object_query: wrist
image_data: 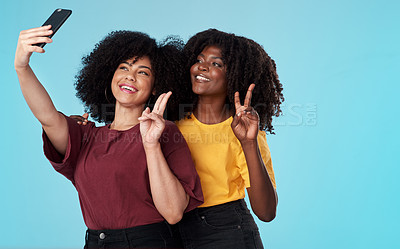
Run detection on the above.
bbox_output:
[15,64,30,73]
[240,139,258,149]
[143,142,161,151]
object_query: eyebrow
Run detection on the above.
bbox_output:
[199,53,224,61]
[122,61,152,71]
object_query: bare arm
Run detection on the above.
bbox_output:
[144,143,189,224]
[15,25,68,155]
[231,84,277,222]
[242,140,277,222]
[139,92,189,224]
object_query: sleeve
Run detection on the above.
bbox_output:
[42,113,94,184]
[159,121,204,212]
[239,130,277,189]
[257,131,276,189]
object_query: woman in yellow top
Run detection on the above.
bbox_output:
[175,29,284,249]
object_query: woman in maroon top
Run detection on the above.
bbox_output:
[15,26,203,248]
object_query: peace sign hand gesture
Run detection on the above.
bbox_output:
[138,92,172,149]
[231,84,259,143]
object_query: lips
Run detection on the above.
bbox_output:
[194,74,210,82]
[119,83,138,94]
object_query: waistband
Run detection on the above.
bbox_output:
[197,199,246,211]
[86,221,173,242]
[182,199,247,219]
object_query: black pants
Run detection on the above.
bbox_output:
[84,221,183,249]
[178,199,264,249]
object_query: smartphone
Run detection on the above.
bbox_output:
[34,8,72,48]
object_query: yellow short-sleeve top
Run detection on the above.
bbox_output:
[176,114,276,207]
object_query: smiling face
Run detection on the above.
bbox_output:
[190,45,227,98]
[111,56,154,108]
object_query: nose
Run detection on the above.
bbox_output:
[125,72,136,82]
[198,62,209,72]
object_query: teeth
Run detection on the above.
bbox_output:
[121,85,135,92]
[196,75,210,81]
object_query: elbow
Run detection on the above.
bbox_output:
[256,210,276,222]
[158,195,189,224]
[165,194,189,224]
[257,192,278,222]
[164,211,183,225]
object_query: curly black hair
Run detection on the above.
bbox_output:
[74,30,186,123]
[181,29,284,134]
[153,36,188,122]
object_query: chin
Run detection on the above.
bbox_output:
[192,85,203,95]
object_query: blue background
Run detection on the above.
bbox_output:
[1,0,399,248]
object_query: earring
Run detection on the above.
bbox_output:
[105,86,112,104]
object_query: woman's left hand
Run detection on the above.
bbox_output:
[231,84,259,143]
[69,113,89,125]
[138,92,172,149]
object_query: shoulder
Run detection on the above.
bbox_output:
[257,130,269,148]
[161,120,185,140]
[165,119,178,128]
[257,130,267,141]
[257,129,271,156]
[163,120,181,134]
[175,114,195,127]
[160,120,188,149]
[60,114,99,143]
[62,113,96,129]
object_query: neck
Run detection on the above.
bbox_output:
[194,95,233,124]
[110,103,144,130]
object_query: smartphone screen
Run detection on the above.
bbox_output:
[34,8,72,48]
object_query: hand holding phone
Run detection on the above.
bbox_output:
[34,8,72,48]
[15,9,72,69]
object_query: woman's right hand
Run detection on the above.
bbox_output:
[15,25,53,70]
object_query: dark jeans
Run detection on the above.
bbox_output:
[84,221,183,249]
[178,199,264,249]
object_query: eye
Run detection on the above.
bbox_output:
[139,71,149,76]
[119,66,128,71]
[195,58,202,64]
[212,62,222,67]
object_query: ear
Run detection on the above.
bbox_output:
[152,88,156,96]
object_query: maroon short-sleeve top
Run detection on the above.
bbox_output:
[42,114,203,230]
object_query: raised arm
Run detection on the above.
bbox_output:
[15,25,68,155]
[231,84,278,222]
[138,92,189,224]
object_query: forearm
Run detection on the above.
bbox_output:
[144,143,189,224]
[242,140,277,222]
